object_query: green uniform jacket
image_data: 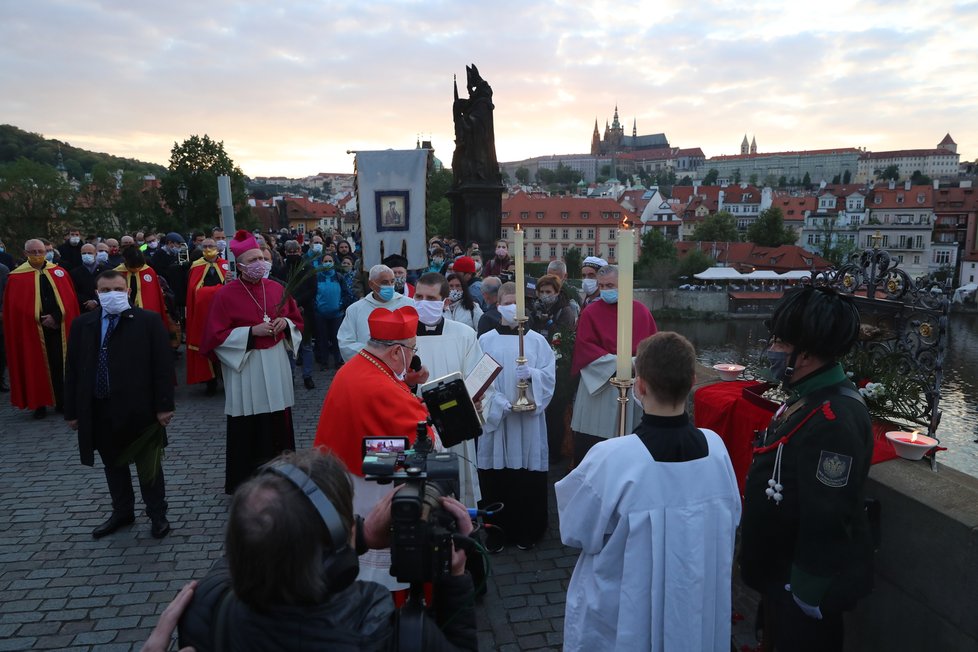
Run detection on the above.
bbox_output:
[739,363,875,612]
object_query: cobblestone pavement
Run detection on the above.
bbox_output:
[0,355,760,651]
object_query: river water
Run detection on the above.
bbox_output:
[656,314,978,478]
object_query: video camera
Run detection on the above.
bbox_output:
[362,420,461,584]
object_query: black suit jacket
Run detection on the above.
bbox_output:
[69,263,108,310]
[64,307,175,466]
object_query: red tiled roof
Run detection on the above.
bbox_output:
[676,147,705,157]
[710,147,860,162]
[771,196,817,221]
[501,195,636,225]
[939,133,956,146]
[859,149,957,160]
[674,241,830,272]
[868,185,933,209]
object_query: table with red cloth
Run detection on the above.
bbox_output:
[694,380,899,495]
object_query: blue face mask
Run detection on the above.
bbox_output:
[600,289,618,304]
[763,348,793,383]
[323,262,334,271]
[377,285,395,302]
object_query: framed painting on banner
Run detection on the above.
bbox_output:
[376,191,409,232]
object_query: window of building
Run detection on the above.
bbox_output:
[609,228,617,240]
[915,235,923,249]
[533,245,541,259]
[874,196,882,204]
[917,193,926,204]
[575,228,583,239]
[601,212,610,219]
[934,250,951,264]
[807,234,814,244]
[533,228,541,239]
[562,228,569,239]
[587,228,595,239]
[913,255,920,265]
[536,212,544,220]
[502,211,510,219]
[520,211,529,220]
[560,212,569,220]
[586,246,595,257]
[550,246,557,258]
[608,245,616,259]
[581,211,590,220]
[501,228,508,239]
[549,228,557,239]
[896,194,904,204]
[613,212,621,220]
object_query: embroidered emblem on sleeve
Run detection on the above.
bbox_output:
[143,273,153,283]
[816,450,853,488]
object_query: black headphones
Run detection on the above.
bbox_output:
[260,461,359,595]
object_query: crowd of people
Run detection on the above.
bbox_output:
[0,225,876,651]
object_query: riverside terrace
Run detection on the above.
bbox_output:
[0,358,763,651]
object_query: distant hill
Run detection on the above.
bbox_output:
[0,124,167,179]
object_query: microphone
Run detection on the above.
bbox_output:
[410,354,422,372]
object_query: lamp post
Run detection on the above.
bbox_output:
[177,182,189,238]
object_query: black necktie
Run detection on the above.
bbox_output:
[95,314,119,399]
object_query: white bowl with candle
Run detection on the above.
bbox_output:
[712,363,745,382]
[885,431,938,460]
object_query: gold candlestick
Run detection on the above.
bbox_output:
[511,317,537,413]
[610,377,634,437]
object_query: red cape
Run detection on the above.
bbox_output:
[114,264,171,331]
[313,351,432,476]
[200,278,304,358]
[3,262,80,409]
[570,299,658,376]
[185,258,228,384]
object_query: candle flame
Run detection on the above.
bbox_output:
[515,223,522,232]
[622,216,631,229]
[910,430,920,443]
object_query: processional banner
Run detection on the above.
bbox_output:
[355,149,428,270]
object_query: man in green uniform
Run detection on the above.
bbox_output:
[740,286,874,652]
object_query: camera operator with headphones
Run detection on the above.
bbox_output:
[168,448,478,652]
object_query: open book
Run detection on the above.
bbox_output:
[464,353,503,402]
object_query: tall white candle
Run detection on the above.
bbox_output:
[616,221,635,380]
[515,224,526,319]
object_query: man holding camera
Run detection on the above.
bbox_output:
[176,449,478,651]
[315,306,434,590]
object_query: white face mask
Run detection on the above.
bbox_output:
[69,236,81,245]
[448,289,464,303]
[99,290,131,315]
[393,345,408,382]
[581,278,598,295]
[498,303,518,325]
[414,299,445,326]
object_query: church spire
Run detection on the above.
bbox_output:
[632,118,637,138]
[741,134,749,156]
[750,136,757,155]
[611,105,621,130]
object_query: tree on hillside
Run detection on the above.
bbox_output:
[426,168,453,238]
[842,169,852,184]
[514,167,529,185]
[676,175,693,187]
[910,170,932,186]
[564,246,583,279]
[114,171,167,235]
[880,165,900,181]
[69,164,119,236]
[637,229,677,288]
[0,157,74,247]
[746,207,797,247]
[778,175,787,188]
[677,248,715,279]
[812,217,859,267]
[702,168,719,186]
[162,135,249,235]
[802,172,812,187]
[691,210,740,242]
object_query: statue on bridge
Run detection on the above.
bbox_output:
[451,64,501,187]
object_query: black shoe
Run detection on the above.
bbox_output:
[33,407,47,420]
[92,513,135,539]
[150,516,171,539]
[303,376,315,390]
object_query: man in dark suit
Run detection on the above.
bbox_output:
[64,270,176,539]
[69,242,109,313]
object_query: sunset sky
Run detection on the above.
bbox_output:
[3,0,977,177]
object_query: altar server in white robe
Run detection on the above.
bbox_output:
[556,332,741,652]
[337,264,415,361]
[412,272,483,507]
[477,281,556,550]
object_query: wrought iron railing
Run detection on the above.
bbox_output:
[810,242,949,467]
